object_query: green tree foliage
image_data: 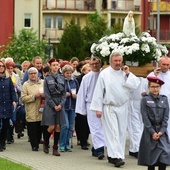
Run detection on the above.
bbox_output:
[0,29,48,64]
[58,20,84,61]
[82,12,108,58]
[58,13,108,61]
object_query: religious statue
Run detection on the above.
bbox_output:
[123,11,135,36]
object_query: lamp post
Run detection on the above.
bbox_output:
[157,0,160,43]
[45,38,53,59]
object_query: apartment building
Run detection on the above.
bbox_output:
[0,0,14,48]
[41,0,143,44]
[149,0,170,43]
[14,0,40,39]
[1,0,169,49]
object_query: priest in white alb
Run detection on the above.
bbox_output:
[90,51,140,167]
[75,56,105,160]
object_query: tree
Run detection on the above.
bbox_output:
[82,12,108,59]
[58,20,84,61]
[0,29,48,64]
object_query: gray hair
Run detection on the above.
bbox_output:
[109,51,123,63]
[90,55,101,63]
[62,65,74,74]
[28,67,38,74]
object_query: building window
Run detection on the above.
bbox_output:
[111,18,116,27]
[24,14,32,28]
[45,16,62,29]
[45,16,51,28]
[58,16,62,29]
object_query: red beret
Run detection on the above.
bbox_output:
[48,58,59,65]
[5,61,15,68]
[60,60,71,69]
[147,76,164,86]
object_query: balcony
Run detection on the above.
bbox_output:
[42,28,63,42]
[107,0,141,11]
[42,0,96,11]
[150,30,170,43]
[150,1,170,12]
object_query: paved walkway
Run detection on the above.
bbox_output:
[0,131,169,170]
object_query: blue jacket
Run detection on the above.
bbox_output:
[0,76,17,119]
[65,77,79,110]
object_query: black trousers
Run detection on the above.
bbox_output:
[0,118,10,145]
[75,113,90,147]
[27,121,41,149]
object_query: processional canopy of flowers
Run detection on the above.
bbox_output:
[90,32,168,66]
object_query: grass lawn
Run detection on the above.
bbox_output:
[0,157,32,170]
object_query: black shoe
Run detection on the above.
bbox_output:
[108,158,124,166]
[129,151,138,158]
[115,159,125,167]
[18,133,24,139]
[92,152,98,157]
[98,152,105,160]
[32,147,38,151]
[7,140,12,144]
[81,145,88,150]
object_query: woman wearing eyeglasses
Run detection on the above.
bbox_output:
[21,67,44,151]
[0,60,17,151]
[138,76,170,170]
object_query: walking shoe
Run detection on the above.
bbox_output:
[129,151,138,158]
[17,132,24,139]
[115,159,125,167]
[43,144,49,154]
[60,147,65,152]
[53,149,60,156]
[98,152,105,160]
[1,141,6,150]
[7,140,12,144]
[81,145,88,150]
[32,147,38,151]
[65,146,72,152]
[108,157,125,167]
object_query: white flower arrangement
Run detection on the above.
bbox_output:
[90,32,168,66]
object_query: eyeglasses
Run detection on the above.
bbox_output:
[149,86,160,89]
[90,62,100,66]
[0,65,5,68]
[29,72,37,75]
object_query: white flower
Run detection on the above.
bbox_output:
[141,44,150,53]
[91,31,168,65]
[90,43,97,53]
[109,43,119,49]
[100,46,110,57]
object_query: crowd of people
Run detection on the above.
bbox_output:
[0,53,170,169]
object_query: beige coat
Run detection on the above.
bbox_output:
[21,79,44,122]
